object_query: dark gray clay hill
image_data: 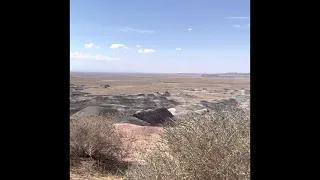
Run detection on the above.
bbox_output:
[70,84,250,126]
[133,108,174,126]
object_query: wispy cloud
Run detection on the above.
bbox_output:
[176,48,182,51]
[70,52,119,62]
[233,24,241,28]
[119,27,154,34]
[188,28,192,31]
[110,44,129,49]
[225,16,250,19]
[136,45,142,48]
[233,24,250,28]
[138,49,156,54]
[84,43,100,49]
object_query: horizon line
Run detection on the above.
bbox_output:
[70,71,250,74]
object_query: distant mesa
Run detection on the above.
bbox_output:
[202,73,250,77]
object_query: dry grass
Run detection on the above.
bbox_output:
[70,116,127,174]
[70,72,250,96]
[70,166,124,180]
[125,108,250,180]
[70,167,124,180]
[113,123,165,163]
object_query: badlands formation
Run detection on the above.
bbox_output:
[70,83,250,126]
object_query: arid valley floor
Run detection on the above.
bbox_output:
[71,72,250,114]
[70,72,250,180]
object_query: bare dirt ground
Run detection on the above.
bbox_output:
[70,72,250,101]
[113,123,165,163]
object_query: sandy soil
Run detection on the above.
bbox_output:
[113,123,165,163]
[70,72,250,100]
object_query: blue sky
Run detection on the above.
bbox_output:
[70,0,250,73]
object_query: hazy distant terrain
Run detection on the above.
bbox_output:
[70,72,250,116]
[202,72,250,77]
[70,72,249,95]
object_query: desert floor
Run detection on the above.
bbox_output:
[70,72,250,180]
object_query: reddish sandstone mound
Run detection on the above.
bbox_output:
[113,123,165,163]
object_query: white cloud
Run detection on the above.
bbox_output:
[176,48,182,51]
[136,45,142,48]
[188,28,192,31]
[70,52,119,62]
[119,27,154,34]
[225,16,250,19]
[84,43,100,49]
[138,49,156,54]
[110,44,129,49]
[233,24,250,28]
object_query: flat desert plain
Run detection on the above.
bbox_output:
[70,72,249,100]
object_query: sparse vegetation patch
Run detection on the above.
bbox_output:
[126,108,250,180]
